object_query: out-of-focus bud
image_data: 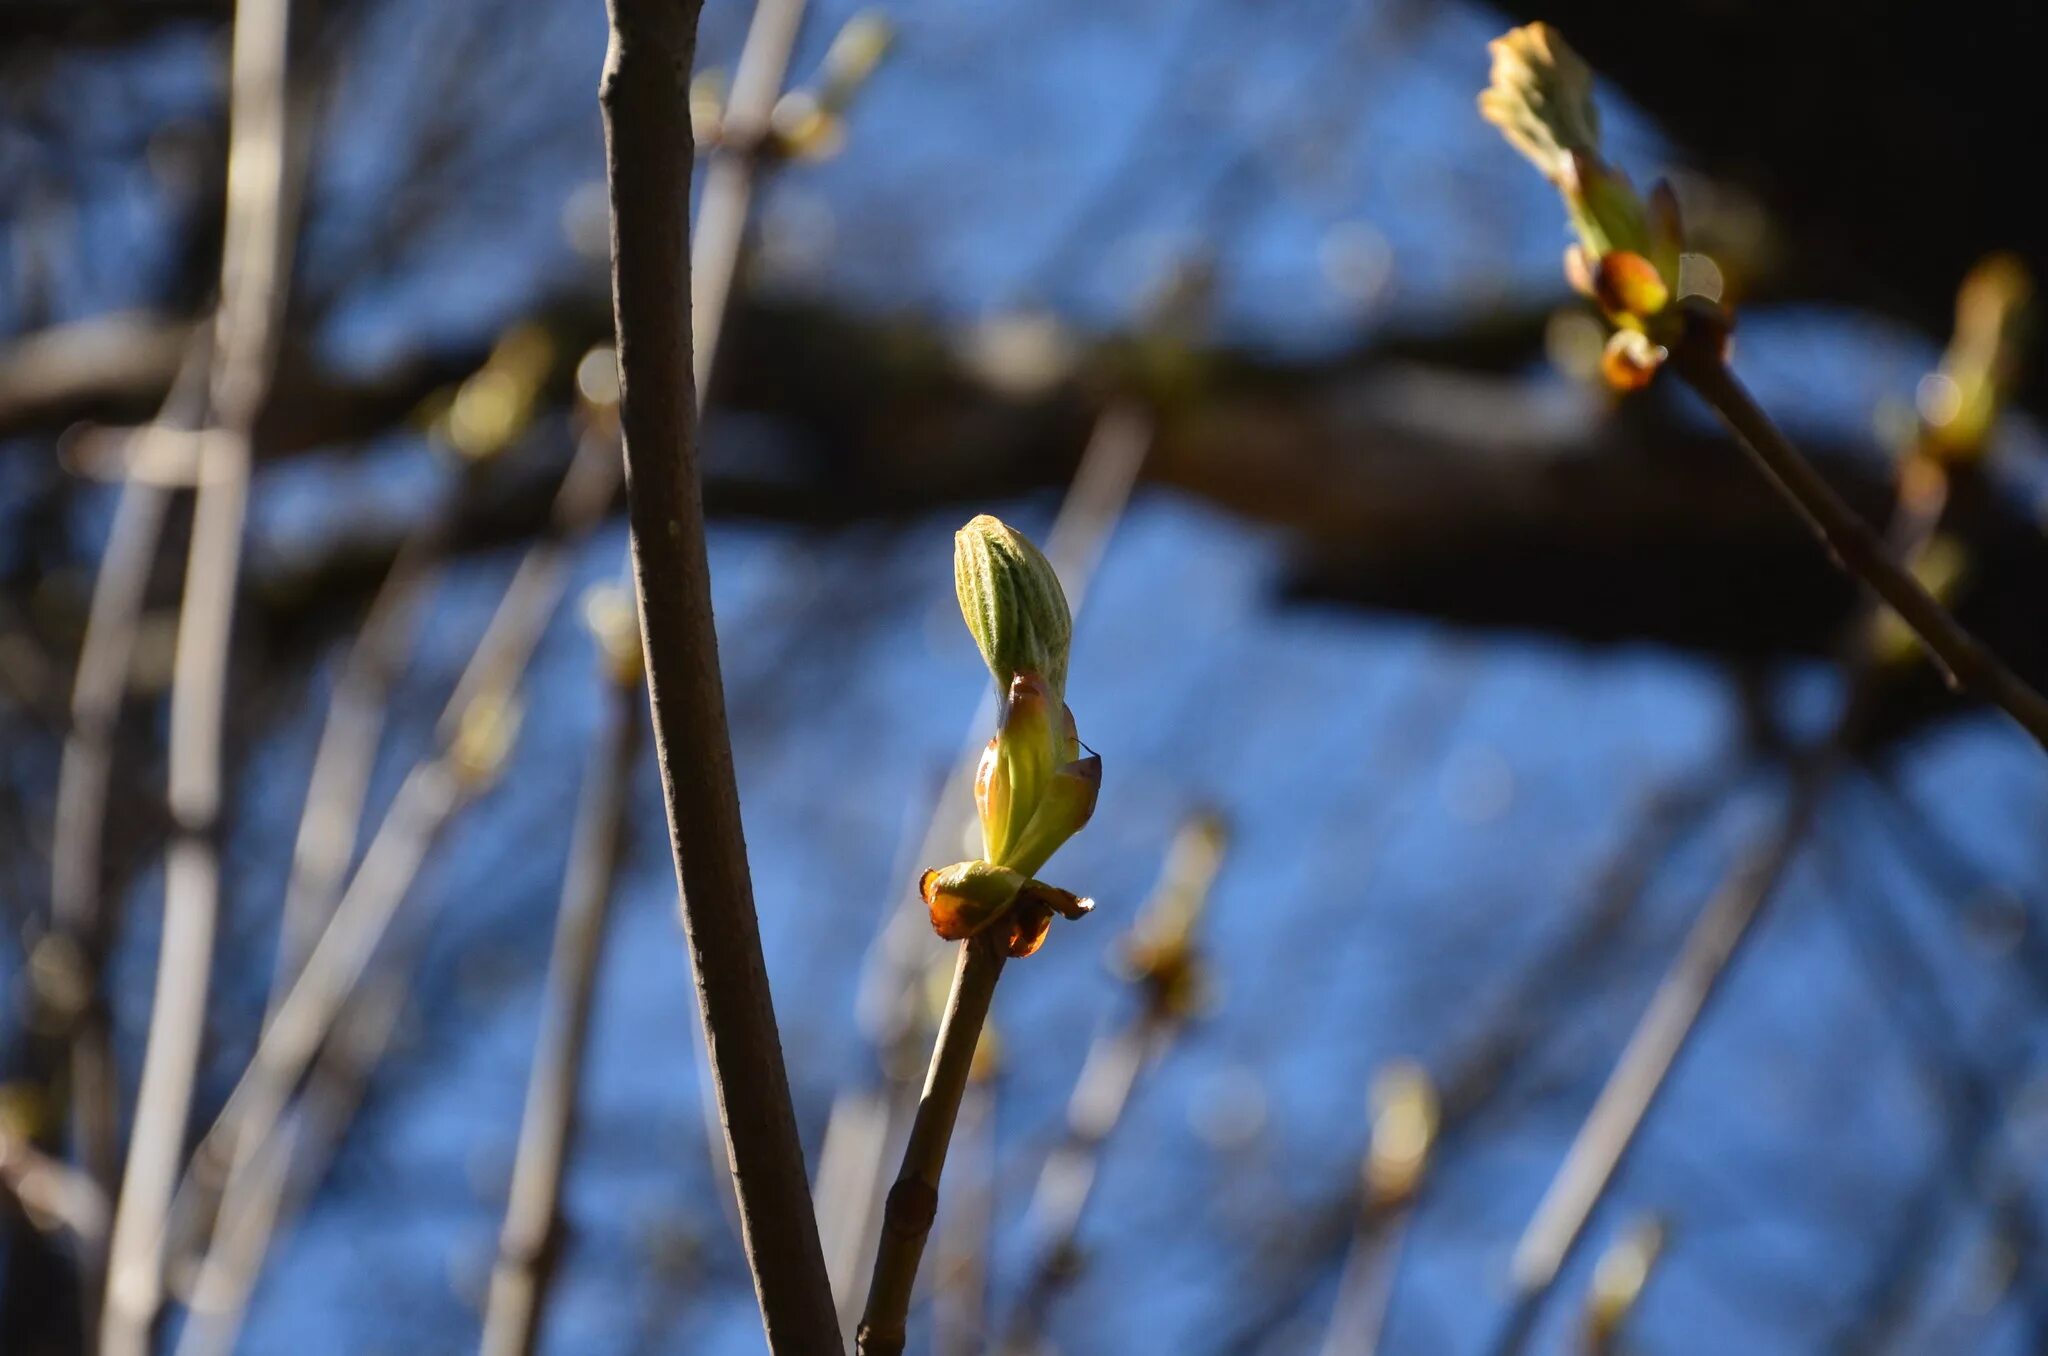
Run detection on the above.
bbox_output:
[764,13,893,163]
[1478,23,1600,187]
[441,324,555,463]
[1481,26,1649,271]
[955,514,1073,700]
[450,690,522,788]
[1119,811,1227,1022]
[690,70,727,145]
[820,12,894,108]
[1592,251,1669,324]
[581,583,643,688]
[769,91,843,162]
[1364,1061,1439,1209]
[1918,254,2032,464]
[1601,329,1665,391]
[575,344,621,414]
[1584,1216,1667,1354]
[1483,23,1728,392]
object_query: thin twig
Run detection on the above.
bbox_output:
[101,0,301,1347]
[167,411,619,1330]
[600,0,842,1346]
[691,0,808,398]
[857,935,1007,1356]
[1214,768,1741,1356]
[1316,1064,1439,1356]
[192,761,465,1181]
[2,1122,109,1251]
[173,946,428,1356]
[268,519,442,1007]
[819,403,1151,1332]
[49,266,216,1311]
[1671,340,2048,751]
[175,414,609,1192]
[1318,1208,1410,1356]
[479,662,642,1356]
[998,1021,1159,1355]
[1495,419,1961,1346]
[1500,775,1824,1313]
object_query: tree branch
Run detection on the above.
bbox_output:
[598,0,842,1348]
[857,935,1006,1356]
[1671,338,2048,751]
[101,0,302,1347]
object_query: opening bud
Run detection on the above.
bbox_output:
[954,515,1072,700]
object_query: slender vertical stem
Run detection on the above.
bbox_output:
[1671,343,2048,750]
[101,0,299,1348]
[51,284,215,1328]
[479,672,642,1356]
[1318,1209,1412,1356]
[599,0,842,1348]
[51,477,170,1236]
[193,763,463,1207]
[857,936,1006,1356]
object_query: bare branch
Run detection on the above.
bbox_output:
[101,0,304,1347]
[857,936,1006,1356]
[1672,340,2048,751]
[599,0,842,1345]
[480,661,642,1356]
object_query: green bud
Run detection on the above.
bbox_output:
[954,515,1072,700]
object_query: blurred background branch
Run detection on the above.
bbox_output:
[8,1,2048,1353]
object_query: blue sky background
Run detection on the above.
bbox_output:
[8,0,2048,1352]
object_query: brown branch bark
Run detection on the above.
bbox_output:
[598,0,842,1349]
[1671,338,2048,751]
[857,936,1006,1356]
